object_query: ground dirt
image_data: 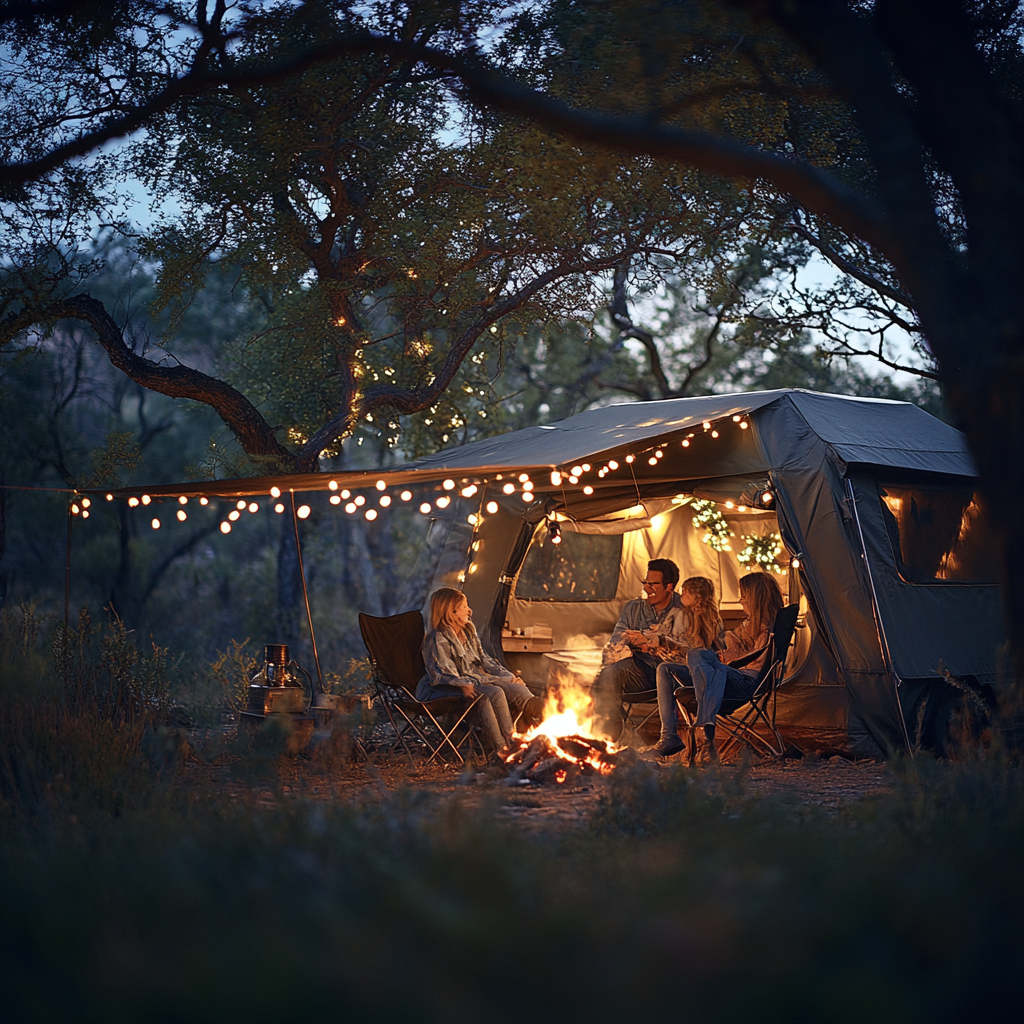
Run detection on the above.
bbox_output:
[179,726,893,833]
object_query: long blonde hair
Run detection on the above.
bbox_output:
[740,572,784,636]
[680,576,722,649]
[430,587,468,632]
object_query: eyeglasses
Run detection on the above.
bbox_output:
[640,580,667,589]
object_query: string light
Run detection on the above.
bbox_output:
[518,473,530,483]
[81,497,91,508]
[220,522,231,534]
[330,495,341,505]
[248,502,258,513]
[711,430,719,438]
[375,480,386,491]
[274,503,285,513]
[568,475,578,484]
[177,510,187,522]
[520,492,533,502]
[354,495,365,506]
[625,456,634,464]
[461,485,477,497]
[583,485,594,495]
[106,493,113,501]
[502,483,515,494]
[228,510,240,521]
[71,504,80,515]
[551,471,561,485]
[436,495,451,508]
[571,465,583,476]
[128,497,139,507]
[682,439,690,447]
[178,495,187,505]
[608,461,618,470]
[582,463,591,472]
[486,501,498,514]
[329,480,338,491]
[740,421,749,429]
[365,509,378,520]
[443,479,455,490]
[151,518,160,530]
[380,495,391,507]
[522,480,533,492]
[236,500,246,510]
[142,495,151,505]
[271,487,281,498]
[467,513,478,525]
[400,490,412,501]
[200,497,209,506]
[297,505,311,519]
[345,503,356,513]
[341,490,351,499]
[419,502,431,514]
[82,510,89,518]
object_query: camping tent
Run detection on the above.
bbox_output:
[412,389,1004,758]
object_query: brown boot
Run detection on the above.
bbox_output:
[524,696,547,726]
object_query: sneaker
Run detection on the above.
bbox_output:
[694,740,718,766]
[646,737,685,758]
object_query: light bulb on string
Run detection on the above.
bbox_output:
[200,497,209,506]
[248,502,258,513]
[400,490,412,501]
[178,496,187,505]
[82,510,89,519]
[375,480,386,491]
[625,455,634,464]
[419,502,431,514]
[608,460,618,470]
[365,508,378,520]
[229,510,240,521]
[739,421,749,430]
[236,500,246,510]
[711,430,719,438]
[329,480,338,491]
[220,522,231,534]
[142,495,151,505]
[345,502,356,513]
[380,495,391,507]
[486,501,498,514]
[330,495,341,505]
[520,492,533,503]
[297,505,311,519]
[682,439,690,448]
[82,497,91,508]
[105,494,113,501]
[518,473,530,483]
[341,489,350,499]
[502,483,515,494]
[443,479,455,490]
[274,503,285,513]
[271,486,281,498]
[177,510,187,522]
[354,495,365,506]
[436,495,451,508]
[550,471,561,485]
[151,518,160,530]
[568,475,578,484]
[583,485,594,495]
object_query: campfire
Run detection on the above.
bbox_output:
[504,674,633,785]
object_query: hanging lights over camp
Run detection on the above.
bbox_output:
[67,410,755,544]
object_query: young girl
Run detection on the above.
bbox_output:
[648,576,724,757]
[683,572,785,763]
[419,588,542,754]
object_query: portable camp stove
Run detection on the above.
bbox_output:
[238,644,315,750]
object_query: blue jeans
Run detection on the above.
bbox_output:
[654,662,692,743]
[415,679,513,750]
[685,649,758,727]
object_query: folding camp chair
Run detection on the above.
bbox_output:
[621,687,660,742]
[358,610,484,766]
[676,603,800,760]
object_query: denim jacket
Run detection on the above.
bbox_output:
[421,621,514,691]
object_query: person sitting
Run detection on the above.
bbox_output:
[682,572,785,764]
[591,558,691,739]
[647,576,724,757]
[418,588,545,754]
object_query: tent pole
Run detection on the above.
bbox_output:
[844,478,913,752]
[290,491,324,694]
[64,501,72,633]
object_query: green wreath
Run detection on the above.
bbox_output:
[690,499,733,552]
[738,531,785,573]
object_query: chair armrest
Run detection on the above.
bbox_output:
[728,641,770,670]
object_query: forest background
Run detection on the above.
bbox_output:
[0,0,1000,717]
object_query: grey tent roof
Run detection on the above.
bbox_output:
[85,389,974,501]
[408,389,975,478]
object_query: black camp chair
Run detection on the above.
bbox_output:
[620,688,661,741]
[676,603,800,760]
[359,610,484,766]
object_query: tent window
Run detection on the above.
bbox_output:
[515,530,623,602]
[879,484,1000,584]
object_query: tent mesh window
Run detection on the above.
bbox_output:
[514,531,623,602]
[879,483,1000,583]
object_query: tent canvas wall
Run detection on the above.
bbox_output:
[418,390,1004,758]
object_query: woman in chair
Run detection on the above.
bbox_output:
[419,588,544,755]
[680,572,785,763]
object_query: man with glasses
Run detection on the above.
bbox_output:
[591,558,688,740]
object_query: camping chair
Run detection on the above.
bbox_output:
[676,604,800,761]
[358,611,484,766]
[620,687,660,742]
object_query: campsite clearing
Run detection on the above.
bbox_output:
[180,730,894,830]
